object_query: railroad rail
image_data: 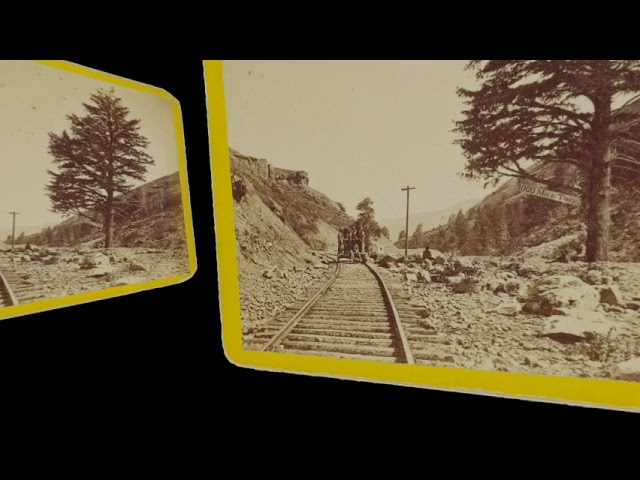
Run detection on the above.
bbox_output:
[246,260,415,364]
[0,262,48,308]
[0,266,19,307]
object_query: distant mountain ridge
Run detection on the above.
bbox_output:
[381,198,480,242]
[0,222,59,243]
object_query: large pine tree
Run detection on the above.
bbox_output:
[46,88,154,248]
[455,60,640,262]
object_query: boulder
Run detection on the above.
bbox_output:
[430,249,447,265]
[80,253,110,270]
[525,275,599,316]
[495,278,528,297]
[451,277,479,294]
[405,273,418,283]
[113,276,146,286]
[454,257,474,270]
[598,285,623,306]
[445,275,465,285]
[416,271,431,283]
[129,261,147,272]
[42,256,59,265]
[625,301,640,311]
[540,310,615,343]
[87,265,114,278]
[611,357,640,382]
[493,302,522,316]
[585,270,603,285]
[262,270,274,279]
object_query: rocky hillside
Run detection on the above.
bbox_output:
[230,147,355,329]
[17,172,187,251]
[419,162,640,262]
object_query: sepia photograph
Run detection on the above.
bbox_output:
[0,61,191,314]
[223,60,640,384]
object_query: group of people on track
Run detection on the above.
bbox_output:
[338,224,365,258]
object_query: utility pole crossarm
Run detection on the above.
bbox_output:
[401,186,415,258]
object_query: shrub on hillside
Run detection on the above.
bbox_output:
[232,175,247,202]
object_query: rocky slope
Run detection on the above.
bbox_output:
[16,172,188,251]
[421,162,640,262]
[230,148,354,331]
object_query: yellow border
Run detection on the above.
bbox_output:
[205,60,640,412]
[0,60,197,322]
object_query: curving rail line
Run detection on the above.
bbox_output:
[249,260,415,364]
[0,266,19,307]
[0,262,48,309]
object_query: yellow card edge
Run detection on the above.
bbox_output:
[0,60,197,322]
[204,60,640,413]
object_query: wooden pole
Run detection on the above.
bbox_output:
[401,187,415,258]
[9,211,20,251]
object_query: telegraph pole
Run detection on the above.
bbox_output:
[401,186,415,258]
[9,212,20,251]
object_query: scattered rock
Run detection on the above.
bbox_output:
[262,270,273,279]
[405,273,418,283]
[80,253,111,270]
[129,261,147,272]
[113,276,146,286]
[417,271,431,283]
[625,301,640,311]
[524,354,542,368]
[454,257,474,270]
[585,270,603,285]
[451,277,479,294]
[87,265,114,278]
[314,263,328,269]
[493,302,522,316]
[495,278,528,297]
[611,357,640,382]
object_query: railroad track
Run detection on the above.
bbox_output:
[0,262,48,308]
[244,261,415,364]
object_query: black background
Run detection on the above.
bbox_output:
[0,59,635,433]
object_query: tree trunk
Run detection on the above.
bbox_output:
[585,96,612,263]
[104,193,114,248]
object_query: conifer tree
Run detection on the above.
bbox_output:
[46,88,154,248]
[456,60,640,261]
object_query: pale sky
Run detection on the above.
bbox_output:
[222,60,493,221]
[0,60,179,230]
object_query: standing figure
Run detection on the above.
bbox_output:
[337,230,344,255]
[357,225,365,253]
